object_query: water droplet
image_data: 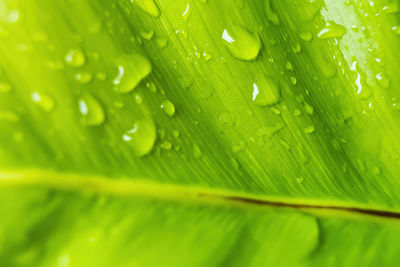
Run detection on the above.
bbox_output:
[156,37,168,48]
[113,54,151,94]
[376,72,390,89]
[270,107,281,115]
[299,32,313,41]
[140,29,154,40]
[294,109,302,116]
[193,144,202,158]
[296,176,304,184]
[291,76,297,85]
[78,93,105,126]
[65,49,85,67]
[295,0,323,21]
[161,140,172,150]
[317,22,347,39]
[257,123,284,138]
[391,25,400,35]
[285,61,293,71]
[131,0,160,17]
[232,141,246,153]
[161,99,176,116]
[134,93,143,104]
[123,119,156,157]
[182,3,192,22]
[304,102,314,115]
[74,72,93,84]
[218,112,236,126]
[264,0,280,25]
[292,43,301,53]
[0,82,12,93]
[222,25,261,61]
[304,125,315,134]
[252,76,280,106]
[202,51,212,61]
[31,91,55,112]
[382,1,399,14]
[173,130,180,138]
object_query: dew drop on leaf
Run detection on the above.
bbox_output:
[78,93,105,126]
[173,130,180,138]
[317,22,347,39]
[131,0,160,17]
[193,144,202,158]
[31,91,55,112]
[134,93,143,104]
[252,76,280,107]
[222,25,261,61]
[140,29,154,40]
[113,54,151,94]
[161,99,176,116]
[161,140,172,150]
[376,72,390,89]
[270,107,281,115]
[294,109,302,116]
[304,102,314,115]
[64,49,86,67]
[382,1,399,14]
[264,0,279,25]
[123,119,157,157]
[299,32,313,41]
[74,72,93,84]
[285,61,294,71]
[156,37,168,48]
[304,125,315,134]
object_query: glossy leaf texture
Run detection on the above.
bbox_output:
[0,0,399,265]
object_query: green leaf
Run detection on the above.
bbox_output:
[0,0,400,265]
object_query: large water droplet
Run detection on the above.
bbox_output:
[123,119,156,157]
[131,0,160,17]
[161,99,176,116]
[65,49,86,67]
[31,91,55,112]
[317,22,347,39]
[252,76,280,106]
[78,93,105,126]
[113,54,151,94]
[222,25,261,61]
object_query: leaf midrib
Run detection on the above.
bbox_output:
[1,169,399,220]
